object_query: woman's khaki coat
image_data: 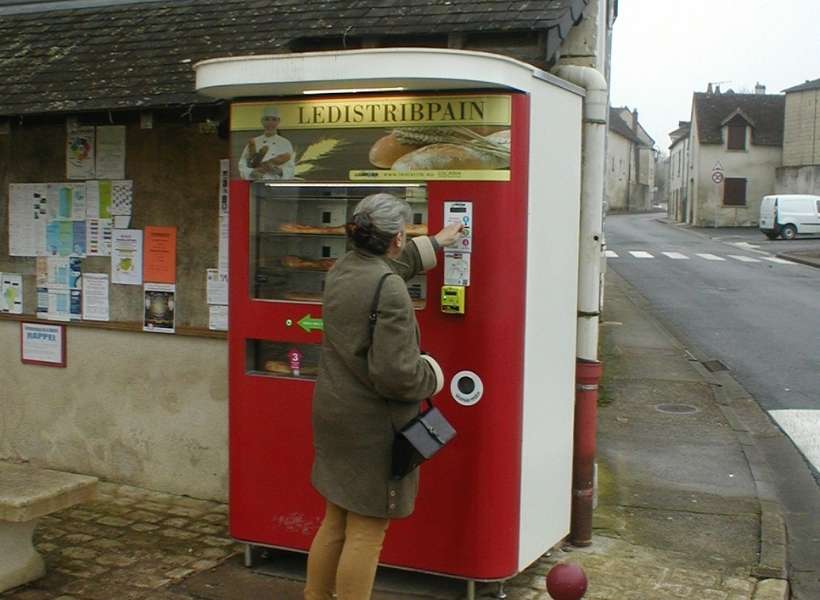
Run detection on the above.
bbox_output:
[311,236,441,519]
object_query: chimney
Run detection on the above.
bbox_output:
[707,82,713,95]
[755,82,766,95]
[715,85,721,95]
[632,109,639,133]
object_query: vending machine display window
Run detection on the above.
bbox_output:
[247,339,321,380]
[249,182,428,307]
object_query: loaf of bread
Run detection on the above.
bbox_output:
[369,133,423,168]
[391,143,509,171]
[281,255,336,271]
[281,291,323,303]
[405,223,428,236]
[264,360,318,376]
[279,223,346,235]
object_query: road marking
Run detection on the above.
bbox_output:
[769,410,820,472]
[761,256,795,265]
[662,252,689,259]
[696,253,726,261]
[629,251,654,258]
[605,250,618,258]
[728,255,761,263]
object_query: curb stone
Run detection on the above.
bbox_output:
[753,578,790,600]
[776,251,820,269]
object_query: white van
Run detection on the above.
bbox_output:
[759,194,820,240]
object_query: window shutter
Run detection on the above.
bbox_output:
[727,124,746,150]
[723,178,747,206]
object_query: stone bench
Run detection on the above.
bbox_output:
[0,462,97,593]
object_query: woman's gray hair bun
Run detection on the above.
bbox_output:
[347,193,412,254]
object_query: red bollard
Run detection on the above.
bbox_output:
[546,562,588,599]
[570,359,603,547]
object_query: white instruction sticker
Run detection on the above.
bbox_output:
[444,252,471,286]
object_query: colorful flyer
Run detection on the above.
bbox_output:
[111,229,143,285]
[143,226,177,284]
[143,283,175,333]
[0,273,23,314]
[66,125,95,180]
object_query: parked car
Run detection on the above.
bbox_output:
[759,194,820,240]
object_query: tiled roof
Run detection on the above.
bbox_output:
[783,77,820,93]
[609,108,645,145]
[0,0,589,116]
[693,92,785,146]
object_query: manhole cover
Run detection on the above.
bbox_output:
[702,359,729,372]
[655,403,700,415]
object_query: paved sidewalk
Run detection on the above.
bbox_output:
[1,271,790,599]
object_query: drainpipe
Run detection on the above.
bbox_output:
[552,64,608,547]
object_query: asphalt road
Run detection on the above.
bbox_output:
[604,212,820,597]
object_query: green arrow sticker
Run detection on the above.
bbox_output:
[298,314,324,333]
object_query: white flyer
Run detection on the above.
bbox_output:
[218,215,229,273]
[8,184,37,256]
[110,180,133,216]
[444,252,471,286]
[0,273,23,314]
[208,305,228,331]
[86,218,113,256]
[111,229,143,285]
[206,268,228,305]
[95,125,126,179]
[82,273,110,321]
[219,158,230,216]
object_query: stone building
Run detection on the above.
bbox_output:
[606,106,655,212]
[776,77,820,194]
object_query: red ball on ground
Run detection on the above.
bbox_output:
[546,562,588,600]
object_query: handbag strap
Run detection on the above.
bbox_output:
[368,272,394,341]
[368,273,436,421]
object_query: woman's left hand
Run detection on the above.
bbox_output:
[434,223,464,248]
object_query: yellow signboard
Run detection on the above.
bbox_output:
[232,95,511,131]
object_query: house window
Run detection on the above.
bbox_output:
[727,124,746,150]
[723,178,747,206]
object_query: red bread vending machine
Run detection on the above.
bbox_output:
[196,48,583,587]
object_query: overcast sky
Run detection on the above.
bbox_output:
[610,0,820,152]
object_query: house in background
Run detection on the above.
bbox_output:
[672,84,784,226]
[606,107,655,212]
[667,120,691,222]
[777,77,820,194]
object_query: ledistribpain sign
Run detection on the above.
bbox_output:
[230,94,512,182]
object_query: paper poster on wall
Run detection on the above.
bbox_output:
[219,158,230,216]
[206,268,228,305]
[0,273,23,314]
[82,273,110,321]
[86,218,113,256]
[143,226,177,284]
[85,180,113,219]
[209,305,228,331]
[66,125,95,180]
[95,125,126,179]
[143,283,175,333]
[111,229,143,285]
[8,184,40,256]
[110,180,133,216]
[36,287,71,321]
[21,322,66,367]
[218,215,229,273]
[47,183,86,221]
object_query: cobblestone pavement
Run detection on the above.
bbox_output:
[1,481,240,600]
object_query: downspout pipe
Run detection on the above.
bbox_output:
[552,64,608,547]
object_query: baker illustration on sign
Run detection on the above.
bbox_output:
[238,106,295,180]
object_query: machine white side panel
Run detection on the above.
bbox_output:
[518,85,582,571]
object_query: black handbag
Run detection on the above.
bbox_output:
[369,273,457,480]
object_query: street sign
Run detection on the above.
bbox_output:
[712,171,724,184]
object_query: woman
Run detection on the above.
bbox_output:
[304,193,462,600]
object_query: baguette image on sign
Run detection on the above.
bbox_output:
[231,95,512,182]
